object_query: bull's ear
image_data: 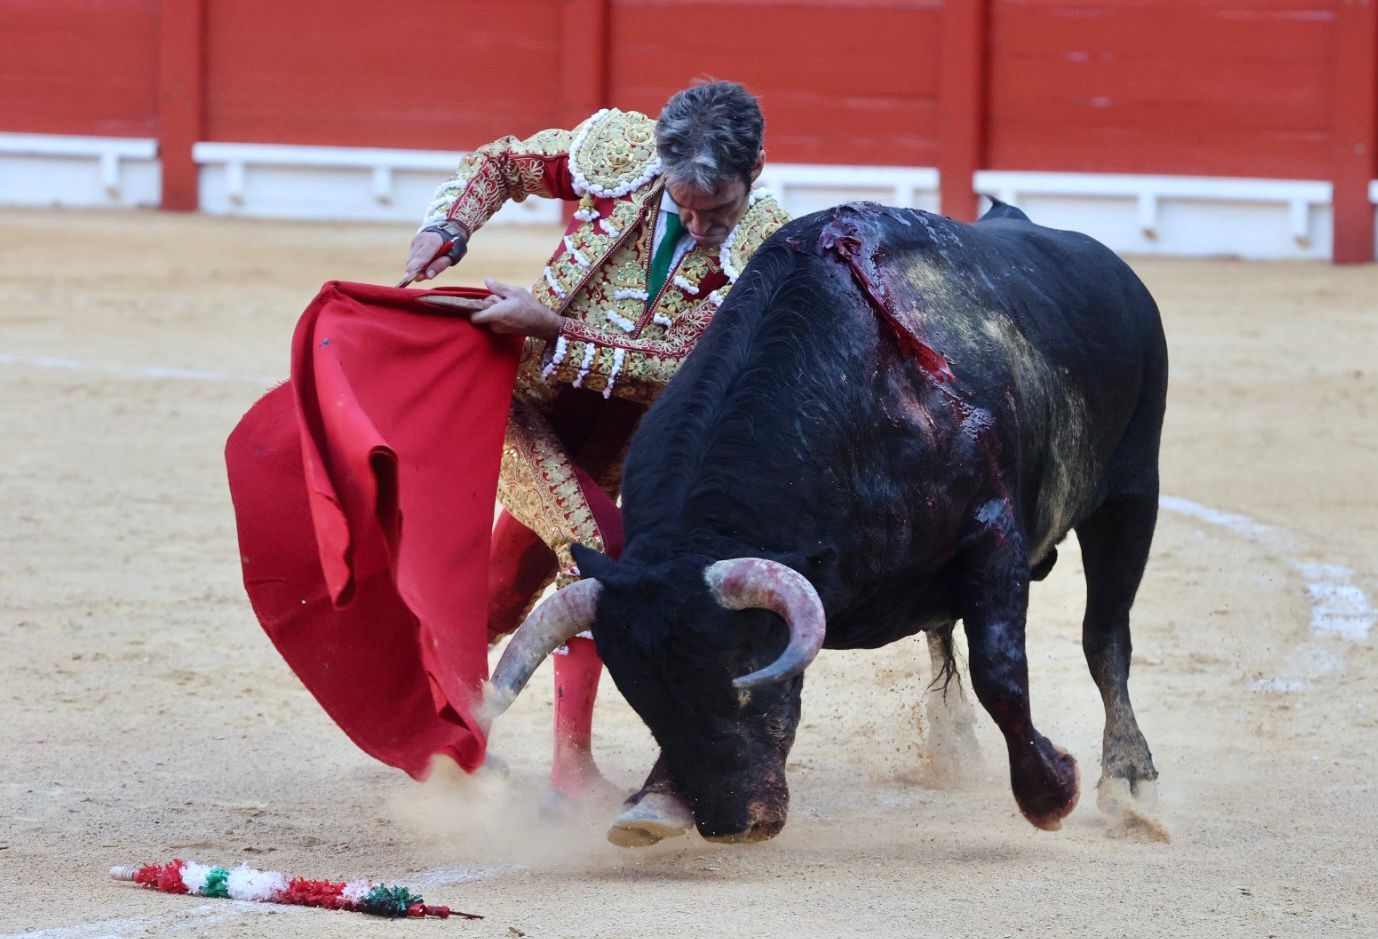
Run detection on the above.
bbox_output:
[570,543,617,581]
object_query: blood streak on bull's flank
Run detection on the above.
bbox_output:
[817,211,1018,526]
[816,216,956,384]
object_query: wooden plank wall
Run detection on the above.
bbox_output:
[987,0,1340,180]
[0,0,159,137]
[607,0,943,168]
[0,0,1372,257]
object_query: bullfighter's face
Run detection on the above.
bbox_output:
[665,148,766,250]
[583,553,803,843]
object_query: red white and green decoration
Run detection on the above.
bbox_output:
[112,859,480,920]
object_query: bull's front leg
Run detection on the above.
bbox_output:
[606,753,694,847]
[959,509,1079,830]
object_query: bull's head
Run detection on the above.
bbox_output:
[482,549,826,843]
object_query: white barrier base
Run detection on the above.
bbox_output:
[975,171,1338,261]
[2,136,1375,259]
[192,142,560,226]
[759,164,941,216]
[0,133,159,209]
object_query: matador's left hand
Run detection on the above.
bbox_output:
[472,278,564,339]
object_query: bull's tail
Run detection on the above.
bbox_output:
[927,622,962,698]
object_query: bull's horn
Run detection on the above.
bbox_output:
[705,558,826,690]
[481,578,602,726]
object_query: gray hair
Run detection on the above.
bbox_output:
[655,81,764,194]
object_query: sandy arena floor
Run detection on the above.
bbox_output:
[1,209,1376,938]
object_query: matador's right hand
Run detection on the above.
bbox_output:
[405,223,468,283]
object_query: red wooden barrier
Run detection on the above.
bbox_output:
[199,0,563,149]
[559,0,612,128]
[939,0,989,221]
[606,0,943,167]
[1333,0,1378,263]
[987,0,1340,179]
[158,0,204,211]
[0,0,158,137]
[0,0,1373,259]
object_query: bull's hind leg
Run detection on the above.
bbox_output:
[1074,494,1160,820]
[921,624,984,787]
[959,512,1079,830]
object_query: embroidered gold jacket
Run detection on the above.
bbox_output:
[422,108,791,406]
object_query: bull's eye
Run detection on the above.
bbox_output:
[736,687,753,709]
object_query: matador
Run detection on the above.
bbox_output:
[403,81,790,840]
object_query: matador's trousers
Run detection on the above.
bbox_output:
[486,378,643,641]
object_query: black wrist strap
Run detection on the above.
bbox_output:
[420,223,466,262]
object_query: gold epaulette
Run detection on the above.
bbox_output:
[569,109,662,199]
[720,190,792,283]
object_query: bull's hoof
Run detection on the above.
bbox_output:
[1096,774,1158,817]
[1098,776,1169,842]
[606,791,693,848]
[1016,745,1080,831]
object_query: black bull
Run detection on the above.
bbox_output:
[491,200,1168,842]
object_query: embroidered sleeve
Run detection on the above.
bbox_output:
[419,120,590,236]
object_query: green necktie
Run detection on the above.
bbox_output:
[645,210,686,309]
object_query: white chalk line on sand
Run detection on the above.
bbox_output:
[1158,496,1374,692]
[2,865,510,939]
[0,352,278,386]
[1293,562,1375,642]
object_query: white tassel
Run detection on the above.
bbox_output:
[572,342,597,388]
[603,348,627,399]
[563,236,590,268]
[653,311,673,328]
[179,861,212,895]
[544,266,567,298]
[341,879,374,903]
[605,309,637,333]
[568,108,611,197]
[718,188,772,284]
[226,865,289,902]
[573,207,598,222]
[419,184,463,230]
[719,229,743,283]
[613,288,648,301]
[541,334,568,380]
[673,273,698,295]
[599,217,621,237]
